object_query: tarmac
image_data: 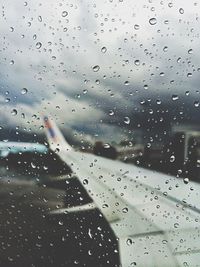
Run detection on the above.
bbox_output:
[0,167,119,267]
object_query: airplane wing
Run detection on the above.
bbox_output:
[0,141,47,158]
[44,116,200,267]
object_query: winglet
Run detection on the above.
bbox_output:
[43,116,72,152]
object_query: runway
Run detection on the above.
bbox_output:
[0,168,119,267]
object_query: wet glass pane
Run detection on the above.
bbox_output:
[0,0,200,266]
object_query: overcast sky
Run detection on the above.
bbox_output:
[0,0,200,143]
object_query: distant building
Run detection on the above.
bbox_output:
[172,124,200,162]
[171,124,200,179]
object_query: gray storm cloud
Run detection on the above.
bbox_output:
[0,0,200,143]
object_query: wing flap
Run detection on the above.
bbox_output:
[118,227,200,267]
[49,202,97,215]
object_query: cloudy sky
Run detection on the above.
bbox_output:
[0,0,200,144]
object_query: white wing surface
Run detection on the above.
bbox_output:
[44,116,200,267]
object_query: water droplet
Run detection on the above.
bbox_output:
[33,34,37,40]
[174,223,179,228]
[144,84,148,90]
[170,155,175,162]
[55,148,60,153]
[8,257,13,262]
[58,220,64,225]
[62,11,68,17]
[10,60,14,65]
[178,169,182,174]
[134,24,140,30]
[103,143,110,148]
[124,117,130,125]
[83,179,88,185]
[179,8,184,14]
[61,236,66,242]
[11,109,17,116]
[134,60,140,66]
[131,262,137,266]
[9,27,14,32]
[122,207,128,213]
[147,143,151,148]
[101,46,107,53]
[183,178,189,184]
[36,42,42,49]
[187,73,192,78]
[126,238,132,246]
[188,49,193,54]
[160,72,165,77]
[185,91,190,96]
[163,46,168,52]
[109,110,114,116]
[194,101,199,107]
[88,228,92,239]
[31,162,36,168]
[172,95,179,101]
[149,18,157,25]
[21,113,25,118]
[92,65,100,72]
[21,88,28,95]
[38,16,42,22]
[124,81,129,85]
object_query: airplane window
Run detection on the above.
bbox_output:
[1,0,200,266]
